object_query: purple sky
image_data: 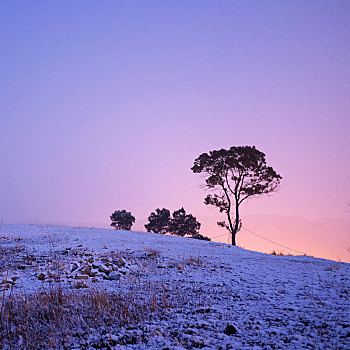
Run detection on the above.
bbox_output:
[1,1,349,261]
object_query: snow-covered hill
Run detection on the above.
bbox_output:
[0,225,349,349]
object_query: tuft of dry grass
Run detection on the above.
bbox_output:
[185,256,204,266]
[143,247,160,259]
[271,250,285,256]
[325,264,341,271]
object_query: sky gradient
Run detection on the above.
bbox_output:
[1,1,349,261]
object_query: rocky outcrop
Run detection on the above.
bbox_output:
[34,254,137,283]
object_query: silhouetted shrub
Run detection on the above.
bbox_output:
[110,210,135,230]
[145,208,171,234]
[191,233,211,241]
[169,207,201,237]
[145,207,204,239]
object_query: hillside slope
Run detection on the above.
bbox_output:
[0,225,349,349]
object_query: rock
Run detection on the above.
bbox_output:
[107,271,121,280]
[92,262,101,269]
[68,270,78,279]
[99,263,111,274]
[118,257,127,266]
[118,267,128,275]
[1,279,14,285]
[75,274,89,280]
[87,256,94,263]
[62,266,71,274]
[38,272,46,280]
[72,261,80,268]
[89,268,99,277]
[157,264,167,269]
[11,275,19,282]
[223,324,238,335]
[80,264,92,275]
[129,264,139,271]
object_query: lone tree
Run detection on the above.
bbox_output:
[110,210,135,230]
[145,208,171,234]
[169,207,201,237]
[191,146,282,246]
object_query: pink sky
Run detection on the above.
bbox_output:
[1,1,349,262]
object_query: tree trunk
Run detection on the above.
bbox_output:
[231,233,236,246]
[231,203,240,246]
[227,209,235,245]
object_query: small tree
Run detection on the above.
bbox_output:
[191,146,282,246]
[110,210,135,230]
[145,208,171,234]
[169,207,201,237]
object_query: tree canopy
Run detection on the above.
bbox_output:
[110,210,135,231]
[144,208,170,234]
[191,146,281,245]
[145,207,209,240]
[169,207,201,238]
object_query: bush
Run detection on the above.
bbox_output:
[110,210,135,230]
[169,207,201,238]
[145,208,171,234]
[145,207,205,239]
[191,233,211,241]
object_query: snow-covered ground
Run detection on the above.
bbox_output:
[0,224,349,349]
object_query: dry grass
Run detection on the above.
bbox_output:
[0,239,188,348]
[271,250,285,256]
[143,247,160,259]
[0,279,184,349]
[184,256,204,266]
[325,264,341,271]
[1,245,27,274]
